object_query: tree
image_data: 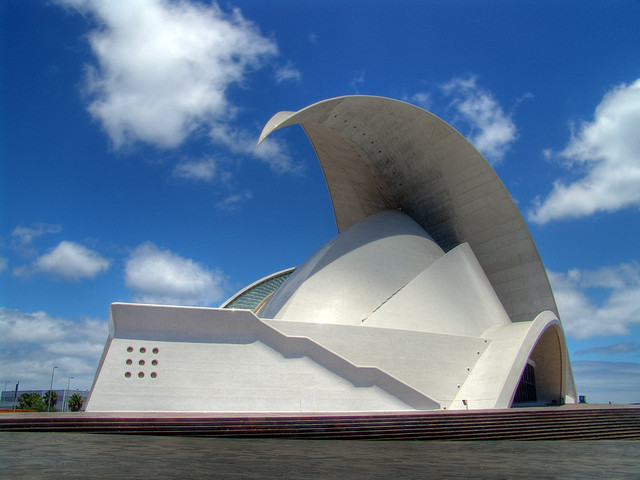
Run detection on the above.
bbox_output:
[43,390,58,411]
[67,393,84,412]
[18,392,47,412]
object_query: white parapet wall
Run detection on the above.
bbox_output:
[86,303,439,412]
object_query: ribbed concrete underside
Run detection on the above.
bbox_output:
[2,406,639,440]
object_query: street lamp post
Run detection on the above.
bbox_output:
[12,381,19,412]
[47,366,57,412]
[62,376,73,412]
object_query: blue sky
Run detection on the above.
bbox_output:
[1,0,639,404]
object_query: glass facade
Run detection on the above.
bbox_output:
[223,269,294,312]
[513,363,537,404]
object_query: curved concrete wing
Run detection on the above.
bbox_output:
[259,96,557,324]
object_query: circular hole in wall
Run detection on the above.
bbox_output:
[151,360,158,366]
[150,372,157,379]
[125,372,131,378]
[126,359,132,365]
[127,346,133,353]
[139,359,145,366]
[140,347,146,354]
[138,372,144,378]
[152,347,159,354]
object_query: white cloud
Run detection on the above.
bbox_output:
[571,361,640,404]
[408,92,431,110]
[210,124,301,174]
[0,309,66,343]
[577,262,640,290]
[58,0,278,149]
[349,71,365,93]
[0,308,108,391]
[11,223,62,254]
[12,223,62,245]
[529,79,640,224]
[275,61,302,83]
[548,262,640,339]
[34,241,112,281]
[442,76,517,165]
[125,242,226,305]
[575,342,640,355]
[215,190,253,211]
[173,157,218,182]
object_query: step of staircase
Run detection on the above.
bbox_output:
[1,406,639,440]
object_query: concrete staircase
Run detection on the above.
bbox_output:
[1,406,639,440]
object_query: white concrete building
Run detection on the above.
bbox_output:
[86,96,577,413]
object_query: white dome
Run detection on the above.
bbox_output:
[259,210,444,325]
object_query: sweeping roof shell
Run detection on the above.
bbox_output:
[258,95,556,324]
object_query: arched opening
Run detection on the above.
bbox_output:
[513,325,564,406]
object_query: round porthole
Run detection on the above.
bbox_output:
[150,372,157,379]
[152,347,159,354]
[151,360,158,366]
[139,359,145,366]
[140,347,146,354]
[127,346,133,353]
[126,359,132,365]
[125,372,131,378]
[138,372,144,378]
